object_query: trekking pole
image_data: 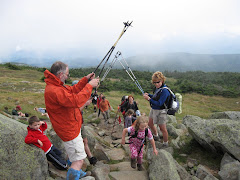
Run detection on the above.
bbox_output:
[93,21,133,78]
[119,52,145,94]
[117,53,145,94]
[100,51,121,82]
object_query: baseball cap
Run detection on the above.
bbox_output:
[16,105,22,110]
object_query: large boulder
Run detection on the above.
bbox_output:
[0,114,49,180]
[183,115,240,161]
[209,111,240,121]
[148,149,181,180]
[218,153,240,180]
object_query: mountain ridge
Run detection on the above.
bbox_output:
[1,52,240,72]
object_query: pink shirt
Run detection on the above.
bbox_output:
[127,126,153,147]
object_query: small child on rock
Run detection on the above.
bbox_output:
[121,116,158,171]
[25,116,67,170]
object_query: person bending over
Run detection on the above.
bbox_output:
[44,61,99,179]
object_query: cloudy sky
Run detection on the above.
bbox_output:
[1,0,240,62]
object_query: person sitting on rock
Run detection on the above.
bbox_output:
[25,116,67,170]
[12,105,29,117]
[121,116,158,171]
[34,107,49,118]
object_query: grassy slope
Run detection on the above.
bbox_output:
[1,66,240,120]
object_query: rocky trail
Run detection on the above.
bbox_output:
[1,111,240,180]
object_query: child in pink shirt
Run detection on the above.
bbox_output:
[121,116,158,171]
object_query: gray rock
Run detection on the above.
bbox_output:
[0,114,49,180]
[174,159,193,180]
[91,161,110,180]
[167,115,177,124]
[98,130,105,137]
[167,124,179,138]
[196,165,217,180]
[183,115,240,161]
[218,154,240,180]
[93,143,110,162]
[105,148,125,161]
[109,161,136,171]
[109,171,148,180]
[220,153,238,167]
[209,111,240,121]
[148,149,181,180]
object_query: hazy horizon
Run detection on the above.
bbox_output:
[1,0,240,66]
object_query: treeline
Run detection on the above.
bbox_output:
[1,63,240,97]
[70,68,240,97]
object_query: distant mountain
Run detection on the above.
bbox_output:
[1,51,240,72]
[121,53,240,72]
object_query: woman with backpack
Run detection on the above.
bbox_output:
[120,95,139,117]
[143,71,170,147]
[121,116,158,171]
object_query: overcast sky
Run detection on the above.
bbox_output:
[1,0,240,61]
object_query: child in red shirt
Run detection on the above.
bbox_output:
[25,116,67,170]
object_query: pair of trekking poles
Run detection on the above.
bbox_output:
[92,20,144,95]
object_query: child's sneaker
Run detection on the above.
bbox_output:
[131,158,136,169]
[137,164,144,171]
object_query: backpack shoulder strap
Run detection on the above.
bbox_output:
[130,130,138,139]
[145,128,148,139]
[162,87,175,96]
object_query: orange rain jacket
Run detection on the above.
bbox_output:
[44,70,93,142]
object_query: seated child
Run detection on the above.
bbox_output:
[12,105,29,117]
[25,116,67,170]
[121,116,158,171]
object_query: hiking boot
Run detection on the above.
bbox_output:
[89,157,98,165]
[131,158,136,169]
[137,164,144,171]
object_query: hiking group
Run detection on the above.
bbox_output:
[23,60,179,179]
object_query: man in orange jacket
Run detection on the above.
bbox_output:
[44,61,99,179]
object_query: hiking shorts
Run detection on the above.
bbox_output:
[149,109,168,125]
[63,130,87,162]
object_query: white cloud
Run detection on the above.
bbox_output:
[0,0,240,58]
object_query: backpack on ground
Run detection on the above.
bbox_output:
[162,87,180,115]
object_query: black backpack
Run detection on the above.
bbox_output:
[152,86,179,115]
[162,87,179,115]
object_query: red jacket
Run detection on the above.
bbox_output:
[44,70,93,141]
[25,122,52,153]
